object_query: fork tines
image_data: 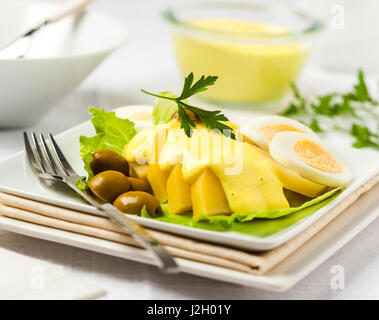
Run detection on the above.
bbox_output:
[23,132,78,178]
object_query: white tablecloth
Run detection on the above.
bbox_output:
[0,0,378,299]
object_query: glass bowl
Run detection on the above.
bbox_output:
[163,2,323,109]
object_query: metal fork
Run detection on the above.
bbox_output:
[23,132,179,273]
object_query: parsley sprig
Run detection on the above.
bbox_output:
[281,70,379,150]
[141,73,234,139]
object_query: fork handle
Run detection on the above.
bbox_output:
[100,204,180,273]
[65,179,180,274]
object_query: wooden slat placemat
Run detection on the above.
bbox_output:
[0,173,378,275]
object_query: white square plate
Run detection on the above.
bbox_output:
[0,106,378,251]
[0,106,378,291]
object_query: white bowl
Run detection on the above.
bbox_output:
[0,0,128,127]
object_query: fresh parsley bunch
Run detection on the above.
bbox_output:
[281,70,379,150]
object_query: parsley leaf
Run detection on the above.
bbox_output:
[177,102,195,137]
[280,84,306,116]
[142,73,234,139]
[350,123,379,149]
[280,103,301,116]
[311,93,336,116]
[344,70,378,105]
[178,73,218,100]
[309,118,324,133]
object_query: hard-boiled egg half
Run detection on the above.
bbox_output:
[114,105,153,130]
[240,116,317,150]
[269,132,351,187]
[247,144,328,198]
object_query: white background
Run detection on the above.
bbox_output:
[0,0,378,299]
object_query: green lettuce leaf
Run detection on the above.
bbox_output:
[79,108,137,180]
[152,91,178,124]
[195,187,341,225]
[141,187,341,237]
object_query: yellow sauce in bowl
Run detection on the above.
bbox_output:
[172,19,310,105]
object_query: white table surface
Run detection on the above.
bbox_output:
[0,0,379,299]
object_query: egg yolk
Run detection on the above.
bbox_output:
[258,124,304,141]
[131,111,152,121]
[294,139,341,173]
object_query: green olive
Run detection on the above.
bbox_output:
[88,170,131,202]
[128,177,152,194]
[90,149,129,176]
[113,191,162,216]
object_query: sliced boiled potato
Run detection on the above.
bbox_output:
[211,143,289,212]
[124,120,298,216]
[129,164,149,183]
[176,128,289,213]
[167,164,192,214]
[246,144,328,198]
[147,164,169,203]
[124,120,179,164]
[191,168,231,218]
[158,127,188,173]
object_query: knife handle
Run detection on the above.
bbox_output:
[45,0,97,24]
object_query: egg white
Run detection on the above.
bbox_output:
[269,132,351,187]
[240,116,317,150]
[114,105,153,130]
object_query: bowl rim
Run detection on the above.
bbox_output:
[162,1,324,42]
[0,0,128,62]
